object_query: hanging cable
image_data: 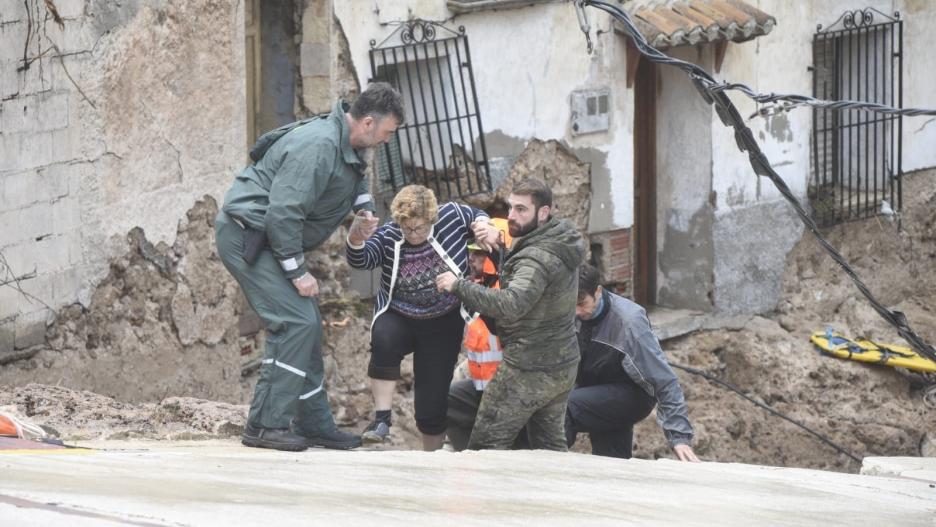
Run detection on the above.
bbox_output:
[574,0,936,366]
[670,362,862,464]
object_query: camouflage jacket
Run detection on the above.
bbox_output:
[452,216,585,371]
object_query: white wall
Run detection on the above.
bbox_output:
[338,0,936,230]
[898,0,936,172]
[335,0,635,230]
[712,0,936,215]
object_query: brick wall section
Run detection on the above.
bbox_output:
[1,0,87,352]
[588,228,632,298]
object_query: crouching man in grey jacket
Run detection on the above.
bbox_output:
[568,263,700,461]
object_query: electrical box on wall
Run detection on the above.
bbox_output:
[570,88,610,136]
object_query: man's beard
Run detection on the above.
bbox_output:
[508,215,539,237]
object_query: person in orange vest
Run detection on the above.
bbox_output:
[445,219,524,451]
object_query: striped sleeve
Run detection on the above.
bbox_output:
[346,225,390,270]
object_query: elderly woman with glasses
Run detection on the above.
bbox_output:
[346,184,498,450]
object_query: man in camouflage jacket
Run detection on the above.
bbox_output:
[437,178,584,450]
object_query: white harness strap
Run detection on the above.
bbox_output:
[427,234,477,324]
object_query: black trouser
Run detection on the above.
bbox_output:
[368,308,464,435]
[446,379,530,451]
[564,382,655,459]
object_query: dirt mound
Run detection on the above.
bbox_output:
[0,383,245,440]
[0,197,250,404]
[633,168,936,471]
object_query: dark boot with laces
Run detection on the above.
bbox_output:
[304,428,362,450]
[242,424,308,452]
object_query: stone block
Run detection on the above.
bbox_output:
[0,20,27,61]
[0,0,26,23]
[44,17,95,55]
[16,56,54,96]
[0,281,19,319]
[1,238,39,281]
[1,168,39,209]
[0,134,18,173]
[51,196,80,235]
[0,201,53,247]
[34,235,72,275]
[0,319,13,353]
[0,59,19,98]
[16,130,54,171]
[301,42,330,77]
[13,308,47,349]
[37,91,71,131]
[0,97,28,134]
[16,273,53,313]
[50,266,81,306]
[53,0,87,18]
[0,92,69,134]
[301,0,330,42]
[51,125,80,163]
[302,76,332,115]
[38,162,71,199]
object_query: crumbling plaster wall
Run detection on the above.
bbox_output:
[654,45,715,311]
[707,0,936,315]
[896,0,936,172]
[0,0,245,353]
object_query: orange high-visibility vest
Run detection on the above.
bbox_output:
[464,306,502,391]
[464,217,510,390]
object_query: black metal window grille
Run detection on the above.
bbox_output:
[811,8,902,227]
[368,21,492,201]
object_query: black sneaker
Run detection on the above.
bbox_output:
[305,428,362,450]
[242,424,308,452]
[361,418,391,444]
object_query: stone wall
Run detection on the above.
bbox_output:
[0,0,244,356]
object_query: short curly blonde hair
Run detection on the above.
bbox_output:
[390,185,438,225]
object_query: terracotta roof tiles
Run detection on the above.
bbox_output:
[623,0,776,50]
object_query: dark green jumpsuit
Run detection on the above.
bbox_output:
[216,102,373,436]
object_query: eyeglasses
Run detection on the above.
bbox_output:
[401,223,430,235]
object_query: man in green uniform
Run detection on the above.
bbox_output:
[436,178,585,450]
[216,83,403,451]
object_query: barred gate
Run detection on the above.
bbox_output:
[811,8,902,227]
[368,21,492,201]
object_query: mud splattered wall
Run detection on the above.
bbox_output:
[0,0,245,353]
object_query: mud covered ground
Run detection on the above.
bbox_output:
[634,168,936,471]
[1,169,934,471]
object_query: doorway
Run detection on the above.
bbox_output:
[632,57,657,308]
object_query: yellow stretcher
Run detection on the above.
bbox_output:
[810,329,936,373]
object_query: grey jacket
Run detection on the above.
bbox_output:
[580,291,694,447]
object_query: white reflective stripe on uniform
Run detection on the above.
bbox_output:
[299,382,325,400]
[487,333,500,353]
[279,257,300,272]
[471,379,488,391]
[354,193,372,206]
[466,350,503,363]
[261,358,306,378]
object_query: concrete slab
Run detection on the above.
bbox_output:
[862,456,936,484]
[648,307,704,341]
[648,306,756,342]
[1,440,935,526]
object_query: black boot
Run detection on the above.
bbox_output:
[304,428,362,450]
[242,424,308,452]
